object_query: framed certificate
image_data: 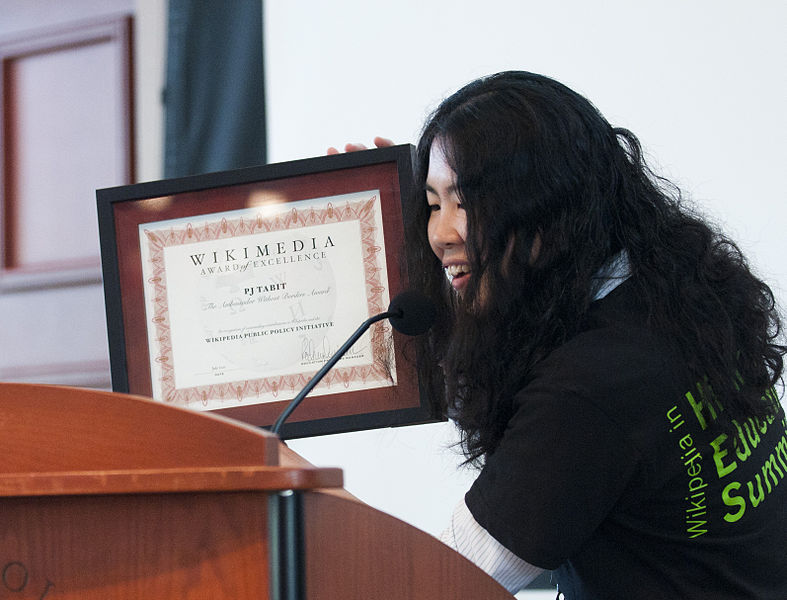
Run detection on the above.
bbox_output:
[97,145,437,438]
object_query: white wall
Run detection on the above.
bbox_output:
[261,0,786,529]
[135,1,785,595]
[134,0,167,182]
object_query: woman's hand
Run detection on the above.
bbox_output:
[327,136,395,155]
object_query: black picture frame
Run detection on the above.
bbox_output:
[97,144,437,438]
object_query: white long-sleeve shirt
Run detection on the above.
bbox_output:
[440,499,545,594]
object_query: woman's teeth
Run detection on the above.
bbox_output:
[444,264,469,283]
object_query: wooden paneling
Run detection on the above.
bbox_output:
[0,12,134,389]
[1,15,134,283]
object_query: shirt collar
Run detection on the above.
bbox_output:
[591,251,632,301]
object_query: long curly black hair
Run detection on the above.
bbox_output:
[404,71,785,466]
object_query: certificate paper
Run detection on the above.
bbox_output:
[99,144,434,437]
[139,190,393,410]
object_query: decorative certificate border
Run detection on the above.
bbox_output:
[141,192,392,409]
[97,144,436,438]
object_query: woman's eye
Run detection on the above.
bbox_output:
[428,203,440,212]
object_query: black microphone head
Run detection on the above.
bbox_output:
[387,290,436,336]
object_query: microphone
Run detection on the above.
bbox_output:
[270,290,436,436]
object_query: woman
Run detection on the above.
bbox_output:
[399,71,786,598]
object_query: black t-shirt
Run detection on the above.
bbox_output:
[465,280,787,599]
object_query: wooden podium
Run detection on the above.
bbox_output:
[0,384,514,599]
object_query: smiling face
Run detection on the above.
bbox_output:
[425,142,470,293]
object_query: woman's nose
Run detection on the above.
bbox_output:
[430,209,464,248]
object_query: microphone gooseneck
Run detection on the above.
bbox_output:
[270,290,435,437]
